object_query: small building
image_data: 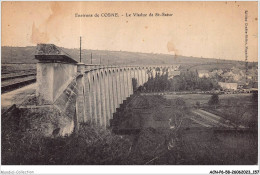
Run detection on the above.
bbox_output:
[198,70,209,78]
[218,82,238,90]
[237,82,245,89]
[174,65,180,71]
[168,70,180,79]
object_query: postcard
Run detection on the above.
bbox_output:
[1,1,258,174]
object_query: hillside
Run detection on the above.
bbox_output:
[1,46,249,70]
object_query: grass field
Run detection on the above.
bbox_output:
[164,93,212,107]
[1,86,257,165]
[2,63,36,74]
[2,121,257,165]
[164,93,257,128]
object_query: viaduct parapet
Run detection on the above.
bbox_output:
[34,44,178,135]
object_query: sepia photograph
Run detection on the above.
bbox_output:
[1,1,259,174]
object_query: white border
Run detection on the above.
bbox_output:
[0,0,259,174]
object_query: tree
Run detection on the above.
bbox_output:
[208,94,219,107]
[252,91,258,103]
[195,101,200,108]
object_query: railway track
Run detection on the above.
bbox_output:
[2,68,36,74]
[2,72,36,81]
[1,71,36,94]
[190,109,236,128]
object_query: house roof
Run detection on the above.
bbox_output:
[197,70,209,74]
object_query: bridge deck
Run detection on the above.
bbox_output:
[1,72,36,81]
[1,83,36,114]
[1,76,36,93]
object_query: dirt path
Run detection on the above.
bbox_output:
[188,117,212,127]
[190,109,233,128]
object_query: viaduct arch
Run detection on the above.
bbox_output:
[35,44,178,132]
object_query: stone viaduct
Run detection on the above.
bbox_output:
[34,44,178,136]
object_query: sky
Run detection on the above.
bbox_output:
[1,1,258,61]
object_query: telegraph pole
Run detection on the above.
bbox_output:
[10,46,12,60]
[91,53,92,64]
[245,58,248,85]
[100,56,101,64]
[80,36,82,62]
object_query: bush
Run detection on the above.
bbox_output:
[195,101,200,108]
[2,123,133,165]
[208,94,219,106]
[252,91,258,103]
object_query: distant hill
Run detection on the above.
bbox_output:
[2,46,38,64]
[1,46,250,71]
